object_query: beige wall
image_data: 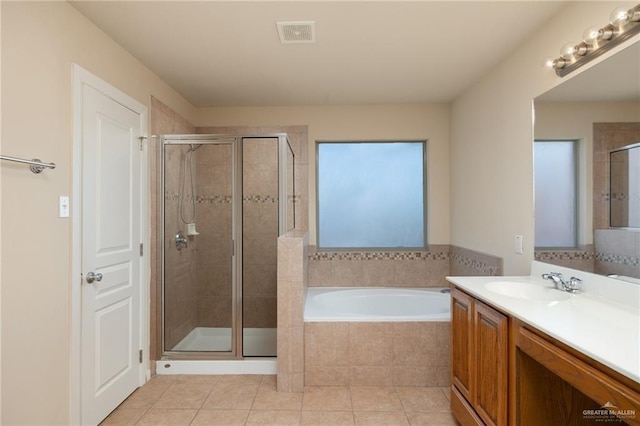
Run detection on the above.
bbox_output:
[196,104,451,245]
[1,3,195,424]
[2,0,640,423]
[450,1,639,275]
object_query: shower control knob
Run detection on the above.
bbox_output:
[86,271,103,284]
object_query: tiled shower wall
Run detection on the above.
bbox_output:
[163,145,200,350]
[150,97,197,364]
[198,125,309,232]
[195,144,234,328]
[243,138,279,328]
[593,122,640,229]
[594,229,640,279]
[593,122,640,279]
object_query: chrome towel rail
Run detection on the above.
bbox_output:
[0,155,56,174]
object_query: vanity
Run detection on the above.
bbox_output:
[447,261,640,425]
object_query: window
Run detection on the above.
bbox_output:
[534,140,578,248]
[317,141,426,249]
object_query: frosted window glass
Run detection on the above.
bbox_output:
[317,142,425,249]
[534,141,577,248]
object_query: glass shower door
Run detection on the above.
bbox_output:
[242,137,279,356]
[162,138,236,354]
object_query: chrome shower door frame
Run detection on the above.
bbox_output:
[159,133,293,360]
[161,134,241,359]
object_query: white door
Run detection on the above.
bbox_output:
[79,80,145,425]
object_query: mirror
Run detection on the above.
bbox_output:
[534,41,640,279]
[610,143,640,228]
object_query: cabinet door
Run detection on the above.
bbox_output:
[475,301,508,426]
[451,288,474,402]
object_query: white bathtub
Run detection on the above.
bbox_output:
[304,287,451,322]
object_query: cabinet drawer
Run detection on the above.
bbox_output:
[518,326,640,425]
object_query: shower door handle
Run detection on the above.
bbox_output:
[86,271,103,284]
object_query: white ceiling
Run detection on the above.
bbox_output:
[71,1,567,107]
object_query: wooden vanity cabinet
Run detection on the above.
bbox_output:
[451,285,640,426]
[451,287,508,426]
[516,321,640,426]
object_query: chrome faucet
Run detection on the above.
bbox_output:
[542,272,581,293]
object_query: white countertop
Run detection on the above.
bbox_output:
[446,261,640,384]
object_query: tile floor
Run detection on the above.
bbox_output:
[101,374,458,425]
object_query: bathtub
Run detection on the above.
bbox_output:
[303,287,451,386]
[304,287,451,322]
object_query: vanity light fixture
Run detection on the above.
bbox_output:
[547,3,640,77]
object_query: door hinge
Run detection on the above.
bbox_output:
[138,136,147,151]
[140,243,143,257]
[139,349,143,364]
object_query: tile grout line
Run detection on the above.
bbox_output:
[133,377,176,425]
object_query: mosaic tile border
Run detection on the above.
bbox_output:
[534,250,595,261]
[308,251,450,261]
[450,252,500,276]
[242,195,278,203]
[166,192,282,204]
[199,195,232,204]
[595,252,640,266]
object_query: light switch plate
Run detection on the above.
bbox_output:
[59,196,70,218]
[514,234,523,254]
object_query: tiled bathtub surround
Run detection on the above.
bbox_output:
[534,246,595,273]
[308,245,502,287]
[277,231,309,393]
[302,245,496,389]
[535,232,640,279]
[308,246,450,287]
[449,245,503,276]
[304,322,450,387]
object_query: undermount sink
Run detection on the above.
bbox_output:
[484,281,572,302]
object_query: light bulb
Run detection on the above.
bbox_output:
[560,42,578,60]
[582,26,600,45]
[542,58,556,69]
[553,58,567,69]
[610,6,631,26]
[574,43,590,56]
[598,26,615,41]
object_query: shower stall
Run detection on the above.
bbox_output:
[160,134,294,359]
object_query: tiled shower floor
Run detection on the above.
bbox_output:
[100,374,458,425]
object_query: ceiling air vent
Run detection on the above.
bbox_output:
[277,21,316,44]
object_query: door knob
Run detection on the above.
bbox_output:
[86,271,103,284]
